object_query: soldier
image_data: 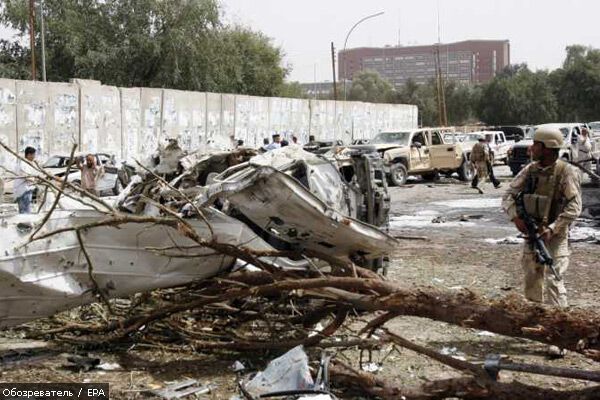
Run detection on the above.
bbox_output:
[502,127,581,356]
[470,134,490,194]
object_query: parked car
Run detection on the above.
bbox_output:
[588,121,600,134]
[460,131,514,164]
[492,125,533,142]
[507,123,600,176]
[42,153,126,195]
[367,127,473,186]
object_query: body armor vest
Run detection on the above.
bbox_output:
[522,160,567,226]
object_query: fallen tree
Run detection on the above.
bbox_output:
[2,141,600,399]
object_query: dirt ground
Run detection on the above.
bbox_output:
[1,165,599,399]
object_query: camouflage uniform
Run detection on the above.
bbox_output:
[502,159,582,307]
[470,142,489,188]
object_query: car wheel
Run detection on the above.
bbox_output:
[112,178,123,195]
[388,163,408,186]
[457,160,474,181]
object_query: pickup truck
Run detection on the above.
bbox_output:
[460,131,514,164]
[369,127,474,186]
[507,123,600,176]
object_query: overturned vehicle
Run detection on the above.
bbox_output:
[0,145,395,327]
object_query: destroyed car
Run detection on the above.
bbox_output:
[368,128,474,186]
[0,145,396,327]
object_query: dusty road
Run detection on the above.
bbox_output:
[1,165,599,398]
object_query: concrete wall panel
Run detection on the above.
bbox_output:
[47,82,78,156]
[219,94,235,149]
[120,88,141,161]
[80,83,121,157]
[16,81,49,159]
[235,95,269,148]
[140,88,162,158]
[161,89,206,153]
[0,79,17,173]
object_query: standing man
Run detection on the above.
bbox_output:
[502,127,581,356]
[485,135,502,189]
[264,134,282,151]
[578,128,593,177]
[78,154,104,196]
[470,134,490,194]
[13,146,37,213]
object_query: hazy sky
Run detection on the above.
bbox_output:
[2,1,599,84]
[221,0,600,83]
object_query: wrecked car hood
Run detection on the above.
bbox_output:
[198,147,397,261]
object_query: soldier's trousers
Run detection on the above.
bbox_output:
[521,252,569,308]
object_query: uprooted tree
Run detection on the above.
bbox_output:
[2,141,600,399]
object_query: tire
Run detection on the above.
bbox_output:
[112,178,123,195]
[388,163,408,186]
[421,171,439,181]
[457,160,474,181]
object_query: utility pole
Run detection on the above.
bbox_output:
[28,0,36,81]
[434,45,448,127]
[40,0,47,82]
[434,0,447,126]
[331,42,337,100]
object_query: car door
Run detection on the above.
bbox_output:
[409,131,431,171]
[428,130,459,169]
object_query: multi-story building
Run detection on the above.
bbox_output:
[339,40,510,87]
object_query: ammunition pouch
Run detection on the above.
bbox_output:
[522,193,550,221]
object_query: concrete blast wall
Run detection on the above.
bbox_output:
[0,79,418,167]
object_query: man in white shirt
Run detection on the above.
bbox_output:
[13,146,37,213]
[264,134,282,151]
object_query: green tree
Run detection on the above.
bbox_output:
[277,81,308,98]
[551,45,600,121]
[477,65,557,125]
[0,39,29,79]
[0,0,287,95]
[348,69,395,103]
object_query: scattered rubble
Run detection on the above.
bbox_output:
[1,140,600,399]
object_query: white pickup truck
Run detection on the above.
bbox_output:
[459,131,514,164]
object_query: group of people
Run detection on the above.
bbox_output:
[233,134,305,152]
[10,147,104,214]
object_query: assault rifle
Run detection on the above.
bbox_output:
[515,192,562,281]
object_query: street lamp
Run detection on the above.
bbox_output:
[342,11,385,101]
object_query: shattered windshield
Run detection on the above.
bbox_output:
[372,131,411,145]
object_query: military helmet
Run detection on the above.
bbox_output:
[533,127,563,149]
[477,133,486,141]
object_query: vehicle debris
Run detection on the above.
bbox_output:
[148,379,214,399]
